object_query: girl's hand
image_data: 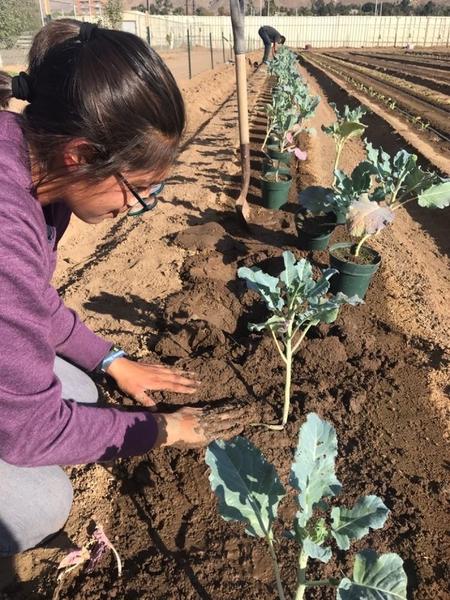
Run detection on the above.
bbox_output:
[105,357,200,408]
[152,405,245,448]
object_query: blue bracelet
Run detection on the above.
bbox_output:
[99,347,127,373]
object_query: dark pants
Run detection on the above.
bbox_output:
[258,27,272,63]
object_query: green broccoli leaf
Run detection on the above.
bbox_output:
[298,186,335,215]
[337,550,408,599]
[331,495,389,550]
[303,537,332,563]
[417,180,450,208]
[206,436,285,539]
[238,266,284,312]
[289,413,342,527]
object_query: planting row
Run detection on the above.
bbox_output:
[203,47,449,599]
[301,52,450,140]
[319,53,450,111]
[323,51,450,95]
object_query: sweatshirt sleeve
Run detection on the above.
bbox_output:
[0,202,158,467]
[45,284,112,372]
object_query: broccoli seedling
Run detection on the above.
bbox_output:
[238,251,361,429]
[206,413,408,600]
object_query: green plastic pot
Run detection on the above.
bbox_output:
[262,159,290,177]
[267,144,293,165]
[295,212,337,251]
[329,242,381,299]
[261,173,292,209]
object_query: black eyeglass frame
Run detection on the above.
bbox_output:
[118,173,163,217]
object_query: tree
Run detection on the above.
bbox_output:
[0,0,40,48]
[195,6,213,15]
[218,5,230,15]
[150,0,173,14]
[263,0,277,16]
[104,0,123,29]
[399,0,412,15]
[173,6,185,13]
[131,3,146,11]
[361,2,376,13]
[311,0,328,16]
[421,1,438,15]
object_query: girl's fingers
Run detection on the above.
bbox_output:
[135,391,157,409]
[138,363,200,380]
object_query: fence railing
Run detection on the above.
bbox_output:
[119,14,450,49]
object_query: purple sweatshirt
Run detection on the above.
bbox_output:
[0,111,158,467]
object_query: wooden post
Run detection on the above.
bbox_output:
[146,26,151,45]
[230,0,250,222]
[209,32,214,69]
[187,29,192,79]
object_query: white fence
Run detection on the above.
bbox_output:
[120,13,450,49]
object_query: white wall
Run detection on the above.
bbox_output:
[120,13,450,49]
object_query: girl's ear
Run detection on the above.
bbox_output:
[63,139,96,168]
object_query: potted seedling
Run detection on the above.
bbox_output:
[238,251,361,429]
[295,104,368,250]
[206,412,408,600]
[329,143,450,298]
[261,161,294,210]
[296,162,371,250]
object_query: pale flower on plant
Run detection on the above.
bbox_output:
[348,193,395,256]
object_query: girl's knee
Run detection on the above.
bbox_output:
[0,464,73,556]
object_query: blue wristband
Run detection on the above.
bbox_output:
[99,347,127,373]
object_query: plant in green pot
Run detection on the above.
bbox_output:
[296,187,337,251]
[330,143,450,298]
[261,160,293,210]
[322,103,368,187]
[295,103,369,249]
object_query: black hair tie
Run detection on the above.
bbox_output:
[11,72,32,102]
[78,22,98,43]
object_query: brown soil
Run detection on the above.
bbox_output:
[326,51,450,95]
[352,50,450,71]
[303,52,450,139]
[331,244,379,266]
[1,53,449,600]
[300,54,450,173]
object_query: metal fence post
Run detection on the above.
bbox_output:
[222,31,226,62]
[209,32,214,69]
[394,16,400,47]
[187,29,192,80]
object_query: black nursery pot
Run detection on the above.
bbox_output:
[295,212,337,251]
[261,172,292,209]
[329,242,381,299]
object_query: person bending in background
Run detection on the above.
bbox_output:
[0,19,243,558]
[258,25,286,65]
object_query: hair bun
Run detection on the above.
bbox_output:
[11,72,32,102]
[78,22,98,43]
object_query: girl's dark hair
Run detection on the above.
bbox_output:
[0,19,185,185]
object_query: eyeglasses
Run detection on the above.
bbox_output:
[118,173,165,217]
